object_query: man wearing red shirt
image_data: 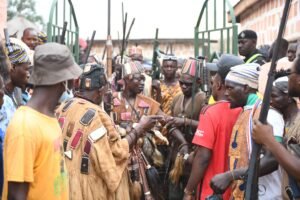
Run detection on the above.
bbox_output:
[183,54,243,200]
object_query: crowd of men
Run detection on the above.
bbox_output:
[0,27,299,200]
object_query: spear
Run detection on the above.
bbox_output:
[245,0,292,199]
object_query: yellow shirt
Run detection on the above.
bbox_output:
[208,95,215,104]
[2,106,68,200]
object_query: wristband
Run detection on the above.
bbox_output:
[168,127,177,135]
[184,188,194,195]
[178,143,188,150]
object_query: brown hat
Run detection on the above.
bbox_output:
[29,43,82,86]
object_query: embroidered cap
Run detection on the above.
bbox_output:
[122,61,144,78]
[128,46,143,57]
[79,63,107,90]
[181,58,202,79]
[162,55,177,62]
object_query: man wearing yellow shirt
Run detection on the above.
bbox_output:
[2,43,82,200]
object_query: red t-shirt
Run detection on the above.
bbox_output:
[192,101,241,200]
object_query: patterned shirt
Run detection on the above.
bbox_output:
[160,82,181,115]
[0,95,16,142]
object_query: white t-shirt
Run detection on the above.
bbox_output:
[258,108,284,200]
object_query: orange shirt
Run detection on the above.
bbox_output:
[3,106,68,200]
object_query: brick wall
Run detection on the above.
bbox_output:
[0,0,7,38]
[91,39,206,60]
[238,0,299,45]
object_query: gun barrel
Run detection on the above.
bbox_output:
[245,0,292,199]
[84,30,96,64]
[60,21,68,44]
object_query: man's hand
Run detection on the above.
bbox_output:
[252,119,274,145]
[179,144,189,155]
[135,115,164,135]
[183,194,194,200]
[210,172,233,194]
[165,117,185,127]
[152,79,161,91]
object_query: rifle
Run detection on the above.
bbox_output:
[60,21,68,44]
[83,30,96,64]
[117,31,122,53]
[106,0,113,77]
[189,56,204,135]
[151,28,159,79]
[135,149,154,200]
[124,18,135,52]
[245,0,292,199]
[199,56,209,96]
[120,13,127,63]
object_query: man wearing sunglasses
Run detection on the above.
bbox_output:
[164,58,206,200]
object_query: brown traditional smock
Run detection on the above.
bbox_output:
[56,97,130,200]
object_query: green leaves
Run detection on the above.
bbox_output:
[7,0,44,27]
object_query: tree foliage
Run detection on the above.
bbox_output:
[7,0,44,26]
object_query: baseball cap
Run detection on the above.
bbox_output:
[29,43,82,86]
[206,54,244,72]
[238,30,257,40]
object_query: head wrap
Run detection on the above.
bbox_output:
[114,55,131,64]
[181,58,201,79]
[128,46,143,57]
[238,30,257,40]
[225,63,260,89]
[5,39,31,65]
[122,61,144,78]
[273,76,288,94]
[38,31,47,44]
[79,63,107,90]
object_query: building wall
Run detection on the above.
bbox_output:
[91,40,203,60]
[238,0,299,45]
[0,0,7,38]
